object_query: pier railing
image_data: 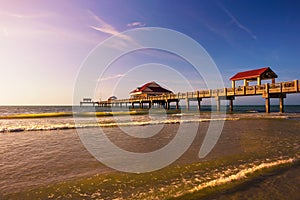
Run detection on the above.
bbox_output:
[97,80,299,106]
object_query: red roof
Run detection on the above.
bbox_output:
[130,81,172,94]
[230,67,274,81]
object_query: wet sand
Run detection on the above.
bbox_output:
[1,118,299,199]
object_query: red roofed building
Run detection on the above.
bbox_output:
[107,96,117,101]
[130,81,173,98]
[230,67,278,88]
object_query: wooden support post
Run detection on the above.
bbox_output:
[229,99,234,112]
[197,98,201,111]
[257,77,261,86]
[272,78,276,84]
[231,81,235,95]
[176,101,179,109]
[265,98,270,113]
[232,80,235,88]
[166,101,170,110]
[279,96,284,113]
[216,97,220,112]
[186,98,190,110]
[295,80,299,92]
[264,83,270,98]
[132,102,134,109]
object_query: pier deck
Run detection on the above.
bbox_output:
[95,80,300,113]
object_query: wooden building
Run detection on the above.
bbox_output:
[108,96,117,101]
[130,81,173,98]
[230,67,278,88]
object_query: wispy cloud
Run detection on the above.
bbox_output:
[87,10,142,51]
[218,3,257,40]
[88,10,120,35]
[98,74,125,81]
[127,21,146,28]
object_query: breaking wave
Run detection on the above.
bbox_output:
[0,117,239,133]
[188,158,296,193]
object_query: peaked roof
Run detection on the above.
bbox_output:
[108,96,117,100]
[130,81,173,94]
[230,67,278,81]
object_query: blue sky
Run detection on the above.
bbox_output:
[0,0,299,105]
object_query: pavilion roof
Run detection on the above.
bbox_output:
[230,67,278,81]
[130,81,173,94]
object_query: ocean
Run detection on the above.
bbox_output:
[1,105,300,133]
[0,105,300,199]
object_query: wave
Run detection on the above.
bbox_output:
[0,117,240,133]
[128,156,299,200]
[160,157,299,199]
[187,158,296,194]
[0,111,151,119]
[0,112,73,119]
[1,111,299,133]
[1,109,299,120]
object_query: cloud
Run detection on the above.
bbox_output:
[127,21,146,28]
[98,74,125,81]
[87,10,120,35]
[218,3,257,40]
[87,10,143,50]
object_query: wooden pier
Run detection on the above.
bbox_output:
[80,98,99,107]
[96,80,300,113]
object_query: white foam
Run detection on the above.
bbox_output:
[188,157,296,193]
[0,117,240,133]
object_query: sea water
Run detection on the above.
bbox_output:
[0,105,300,198]
[0,105,300,133]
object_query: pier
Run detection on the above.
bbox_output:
[80,98,99,107]
[96,80,299,113]
[82,68,300,113]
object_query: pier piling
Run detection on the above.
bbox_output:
[229,99,234,112]
[265,98,270,113]
[279,96,284,113]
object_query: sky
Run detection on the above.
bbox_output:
[0,0,300,105]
